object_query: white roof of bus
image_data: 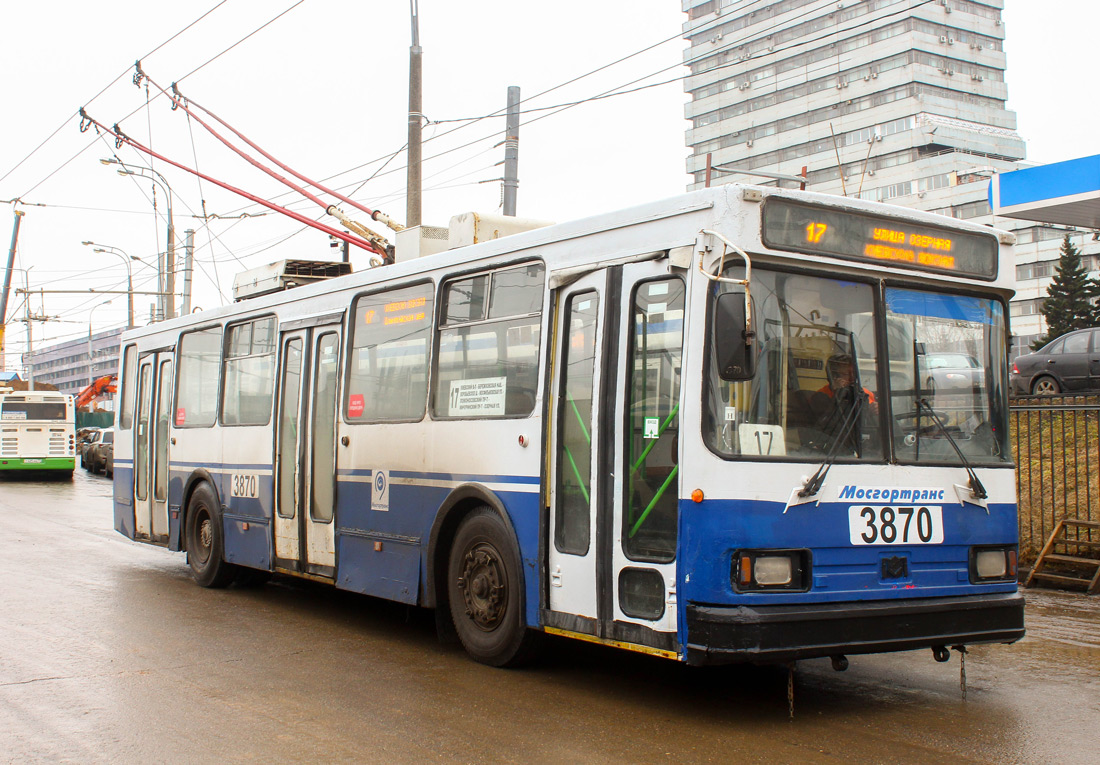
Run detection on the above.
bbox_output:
[120,185,1015,343]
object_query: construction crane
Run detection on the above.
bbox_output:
[75,374,117,409]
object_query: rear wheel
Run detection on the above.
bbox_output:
[185,483,238,588]
[1032,376,1060,395]
[447,507,537,667]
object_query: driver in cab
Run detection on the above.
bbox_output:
[810,354,877,443]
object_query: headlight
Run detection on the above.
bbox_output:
[970,546,1017,583]
[754,556,793,585]
[733,549,811,592]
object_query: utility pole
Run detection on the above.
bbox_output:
[181,229,194,316]
[406,0,423,228]
[1,209,25,356]
[165,213,176,320]
[503,86,520,216]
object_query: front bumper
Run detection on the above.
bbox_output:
[685,592,1025,665]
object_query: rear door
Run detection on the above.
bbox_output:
[134,354,172,542]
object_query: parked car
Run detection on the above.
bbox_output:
[101,438,114,478]
[78,428,103,470]
[920,352,983,393]
[87,428,114,475]
[1011,327,1100,395]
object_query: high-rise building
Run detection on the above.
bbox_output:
[23,327,123,396]
[681,0,1098,358]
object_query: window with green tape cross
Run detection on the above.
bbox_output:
[555,291,599,555]
[624,278,684,563]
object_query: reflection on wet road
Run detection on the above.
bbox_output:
[1,470,1098,764]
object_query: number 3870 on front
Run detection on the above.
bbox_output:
[847,505,944,545]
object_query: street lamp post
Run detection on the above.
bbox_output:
[88,299,112,388]
[81,241,136,329]
[100,159,176,320]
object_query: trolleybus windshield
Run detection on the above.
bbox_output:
[705,268,1011,466]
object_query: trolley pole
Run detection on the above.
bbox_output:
[503,86,520,217]
[406,0,423,228]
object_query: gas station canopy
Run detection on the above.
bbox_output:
[990,154,1100,229]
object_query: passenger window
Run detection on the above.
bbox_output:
[434,263,544,418]
[348,282,433,421]
[222,317,276,426]
[176,327,222,427]
[118,345,137,430]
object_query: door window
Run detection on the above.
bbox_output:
[1062,332,1089,355]
[155,361,173,501]
[310,333,339,523]
[135,365,152,501]
[278,338,303,519]
[624,278,684,563]
[555,292,599,555]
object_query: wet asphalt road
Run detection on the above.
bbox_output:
[1,469,1098,764]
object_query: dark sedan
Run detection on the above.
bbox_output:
[1011,327,1100,395]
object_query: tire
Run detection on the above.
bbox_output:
[185,483,238,588]
[1031,376,1060,395]
[447,507,537,667]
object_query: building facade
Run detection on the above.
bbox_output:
[23,327,124,397]
[681,0,1099,358]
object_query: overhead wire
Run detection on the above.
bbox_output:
[13,0,311,201]
[0,0,231,190]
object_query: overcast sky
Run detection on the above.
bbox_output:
[1,0,1097,366]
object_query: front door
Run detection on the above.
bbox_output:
[274,323,341,577]
[547,261,684,647]
[134,354,172,543]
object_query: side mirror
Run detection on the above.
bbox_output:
[715,291,756,381]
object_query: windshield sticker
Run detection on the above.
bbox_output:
[837,485,946,503]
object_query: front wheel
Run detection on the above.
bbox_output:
[447,508,537,667]
[185,483,238,588]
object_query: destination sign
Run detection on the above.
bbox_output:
[761,198,998,278]
[362,295,429,327]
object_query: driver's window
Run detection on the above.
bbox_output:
[704,269,882,461]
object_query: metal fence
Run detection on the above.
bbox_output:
[1010,394,1100,562]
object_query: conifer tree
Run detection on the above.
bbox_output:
[1033,234,1100,349]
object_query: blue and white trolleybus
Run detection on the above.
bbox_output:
[113,185,1024,668]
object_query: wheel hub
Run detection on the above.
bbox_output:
[458,544,506,631]
[195,515,212,564]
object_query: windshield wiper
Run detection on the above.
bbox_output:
[915,398,988,500]
[799,391,865,498]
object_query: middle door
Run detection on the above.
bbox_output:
[274,321,342,577]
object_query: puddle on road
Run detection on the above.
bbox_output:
[1021,588,1100,650]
